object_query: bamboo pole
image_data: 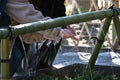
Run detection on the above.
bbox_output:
[0,6,119,80]
[84,17,112,77]
[0,8,116,39]
[112,0,119,49]
[1,39,10,80]
[113,11,120,43]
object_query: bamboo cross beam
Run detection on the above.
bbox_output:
[0,8,120,39]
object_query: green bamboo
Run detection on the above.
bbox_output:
[113,11,120,42]
[0,8,119,80]
[0,8,116,39]
[84,17,112,77]
[1,39,10,80]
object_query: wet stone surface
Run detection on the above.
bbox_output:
[53,50,120,68]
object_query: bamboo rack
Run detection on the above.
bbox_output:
[0,8,120,80]
[0,8,117,39]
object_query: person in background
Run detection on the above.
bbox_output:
[5,0,78,44]
[4,0,79,77]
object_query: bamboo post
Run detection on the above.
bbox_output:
[113,10,120,44]
[1,38,10,80]
[112,0,119,49]
[84,17,112,77]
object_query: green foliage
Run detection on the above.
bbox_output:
[34,74,53,80]
[34,71,118,80]
[65,71,118,80]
